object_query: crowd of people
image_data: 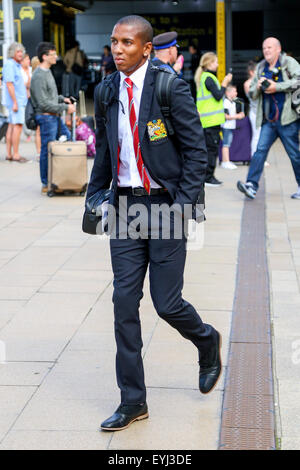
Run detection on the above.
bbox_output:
[1,13,299,433]
[1,29,299,199]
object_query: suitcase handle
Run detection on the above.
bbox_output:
[72,102,77,142]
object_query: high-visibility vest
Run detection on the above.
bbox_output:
[196,71,225,128]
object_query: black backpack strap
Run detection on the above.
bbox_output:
[97,72,118,123]
[154,68,177,136]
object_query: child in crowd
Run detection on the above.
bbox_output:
[221,85,245,169]
[66,115,96,157]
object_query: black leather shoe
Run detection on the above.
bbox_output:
[199,332,222,394]
[100,403,149,431]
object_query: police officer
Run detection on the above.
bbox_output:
[195,52,232,186]
[152,31,178,73]
[87,15,222,431]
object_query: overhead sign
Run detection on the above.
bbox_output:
[216,0,226,82]
[19,6,35,21]
[144,12,215,50]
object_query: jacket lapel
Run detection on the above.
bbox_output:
[138,63,155,143]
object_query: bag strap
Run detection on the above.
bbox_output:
[97,72,118,123]
[97,68,177,134]
[154,68,177,136]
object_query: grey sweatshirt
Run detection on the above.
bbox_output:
[30,67,68,114]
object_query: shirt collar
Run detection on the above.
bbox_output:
[120,59,149,90]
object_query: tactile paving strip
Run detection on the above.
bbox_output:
[219,179,276,450]
[225,343,273,396]
[222,394,275,430]
[219,428,276,451]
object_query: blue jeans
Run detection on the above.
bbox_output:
[247,120,300,191]
[222,128,234,147]
[35,114,71,185]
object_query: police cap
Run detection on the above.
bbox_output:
[153,32,178,50]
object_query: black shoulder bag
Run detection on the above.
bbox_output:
[25,98,37,131]
[82,74,117,235]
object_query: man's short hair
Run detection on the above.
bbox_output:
[226,84,237,91]
[115,15,153,43]
[36,42,56,62]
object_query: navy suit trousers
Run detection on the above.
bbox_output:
[109,193,218,405]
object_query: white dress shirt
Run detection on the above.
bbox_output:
[118,60,161,188]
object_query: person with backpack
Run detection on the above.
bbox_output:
[86,15,222,432]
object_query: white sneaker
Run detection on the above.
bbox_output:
[291,186,300,199]
[221,161,237,170]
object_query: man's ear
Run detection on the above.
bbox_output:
[144,42,152,58]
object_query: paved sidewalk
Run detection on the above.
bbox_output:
[0,135,299,450]
[265,140,300,450]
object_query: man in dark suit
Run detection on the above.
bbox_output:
[87,15,222,432]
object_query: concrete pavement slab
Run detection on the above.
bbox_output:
[3,292,99,326]
[0,301,25,330]
[0,323,87,362]
[0,286,40,301]
[12,397,114,431]
[40,279,110,295]
[0,429,111,450]
[0,227,49,250]
[0,386,36,441]
[0,362,53,386]
[1,246,78,275]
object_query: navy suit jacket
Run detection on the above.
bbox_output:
[87,62,208,211]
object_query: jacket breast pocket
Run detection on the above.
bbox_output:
[149,136,169,146]
[147,119,169,145]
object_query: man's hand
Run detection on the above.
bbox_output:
[67,104,76,114]
[257,77,277,94]
[64,98,71,104]
[12,101,18,112]
[263,79,277,94]
[257,77,266,90]
[237,112,245,120]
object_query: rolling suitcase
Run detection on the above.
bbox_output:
[47,108,88,197]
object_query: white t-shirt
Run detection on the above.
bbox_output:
[21,66,32,85]
[222,97,236,130]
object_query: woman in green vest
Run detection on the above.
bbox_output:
[195,52,232,186]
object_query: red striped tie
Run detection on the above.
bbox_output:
[124,77,151,194]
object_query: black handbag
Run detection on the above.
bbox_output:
[0,114,9,141]
[72,63,84,76]
[25,98,37,130]
[82,189,111,235]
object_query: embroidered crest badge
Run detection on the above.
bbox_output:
[147,119,167,142]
